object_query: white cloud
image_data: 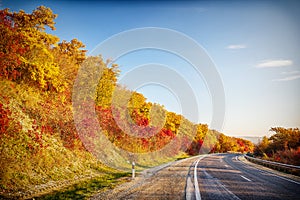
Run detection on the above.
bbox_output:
[226,44,246,49]
[273,70,300,81]
[273,74,300,82]
[256,59,293,68]
[281,70,299,75]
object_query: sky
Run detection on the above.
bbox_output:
[2,0,300,137]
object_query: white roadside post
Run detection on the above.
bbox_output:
[132,161,135,179]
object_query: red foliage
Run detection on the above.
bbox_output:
[131,109,149,126]
[0,101,11,137]
[95,105,177,153]
[0,9,28,80]
[198,139,204,146]
[237,139,244,147]
[187,139,204,155]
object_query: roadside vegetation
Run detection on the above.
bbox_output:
[0,6,254,198]
[253,127,300,166]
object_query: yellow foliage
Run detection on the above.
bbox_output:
[2,6,86,92]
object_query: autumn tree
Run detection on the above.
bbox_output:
[254,136,270,157]
[0,9,27,80]
[95,58,119,107]
[187,124,208,155]
[0,6,86,92]
[253,127,300,165]
[269,127,300,151]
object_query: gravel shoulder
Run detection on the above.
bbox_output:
[91,156,199,200]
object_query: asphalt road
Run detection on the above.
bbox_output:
[92,154,300,200]
[188,154,300,200]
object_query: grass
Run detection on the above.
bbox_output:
[37,153,191,199]
[35,172,131,200]
[175,152,190,160]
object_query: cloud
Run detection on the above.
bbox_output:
[281,70,299,75]
[226,44,246,49]
[273,70,300,82]
[273,74,300,81]
[256,59,293,68]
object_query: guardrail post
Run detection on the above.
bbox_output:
[132,161,135,179]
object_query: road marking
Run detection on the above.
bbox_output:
[240,175,252,182]
[194,158,201,200]
[202,168,241,200]
[225,164,229,168]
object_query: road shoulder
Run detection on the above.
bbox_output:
[238,155,300,183]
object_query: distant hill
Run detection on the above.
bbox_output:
[239,136,262,145]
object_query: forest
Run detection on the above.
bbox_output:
[2,6,291,198]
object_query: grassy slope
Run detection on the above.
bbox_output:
[0,79,191,199]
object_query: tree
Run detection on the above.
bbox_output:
[254,136,270,156]
[253,127,300,164]
[269,127,300,152]
[0,9,28,80]
[0,6,86,92]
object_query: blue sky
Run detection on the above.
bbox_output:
[2,0,300,137]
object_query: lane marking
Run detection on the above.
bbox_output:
[225,164,228,168]
[240,175,252,182]
[203,168,241,200]
[194,158,201,200]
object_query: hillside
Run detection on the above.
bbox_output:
[0,6,254,198]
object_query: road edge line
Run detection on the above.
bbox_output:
[194,156,207,200]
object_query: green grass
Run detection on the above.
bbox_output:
[175,152,190,160]
[36,172,131,200]
[34,153,190,199]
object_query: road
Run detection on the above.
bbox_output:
[92,154,300,200]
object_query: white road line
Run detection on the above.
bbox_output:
[202,168,241,200]
[225,165,229,168]
[240,175,252,182]
[194,158,201,200]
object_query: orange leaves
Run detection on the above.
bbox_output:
[10,6,57,31]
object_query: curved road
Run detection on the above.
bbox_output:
[188,154,300,200]
[92,154,300,200]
